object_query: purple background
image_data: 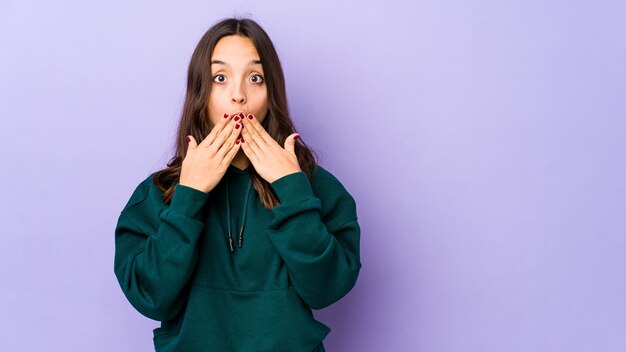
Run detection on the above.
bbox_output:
[1,0,625,351]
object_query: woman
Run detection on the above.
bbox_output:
[114,17,361,352]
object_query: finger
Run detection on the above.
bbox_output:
[220,137,243,169]
[284,133,299,155]
[210,116,241,152]
[200,113,233,147]
[241,122,264,156]
[187,135,198,151]
[217,121,242,158]
[241,119,271,155]
[239,136,260,163]
[243,113,274,147]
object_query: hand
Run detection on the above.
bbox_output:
[239,113,302,183]
[179,113,243,193]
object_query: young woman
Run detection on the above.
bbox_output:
[114,17,361,352]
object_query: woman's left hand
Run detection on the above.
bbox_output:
[239,113,302,183]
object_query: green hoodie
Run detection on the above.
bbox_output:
[114,164,361,351]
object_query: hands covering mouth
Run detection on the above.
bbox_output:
[178,111,302,193]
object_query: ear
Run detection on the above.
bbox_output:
[284,133,299,155]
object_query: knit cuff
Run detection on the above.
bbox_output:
[270,171,315,204]
[169,184,209,219]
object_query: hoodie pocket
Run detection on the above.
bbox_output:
[167,285,330,351]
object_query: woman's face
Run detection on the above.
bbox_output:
[207,35,268,128]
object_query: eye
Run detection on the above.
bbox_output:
[213,74,226,84]
[250,74,264,84]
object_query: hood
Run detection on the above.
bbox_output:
[224,164,253,252]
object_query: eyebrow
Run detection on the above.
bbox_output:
[211,59,262,66]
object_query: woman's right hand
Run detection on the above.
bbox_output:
[179,113,243,193]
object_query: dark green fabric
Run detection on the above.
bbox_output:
[114,164,361,351]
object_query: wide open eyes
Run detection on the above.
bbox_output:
[212,74,264,85]
[249,74,264,84]
[213,74,226,84]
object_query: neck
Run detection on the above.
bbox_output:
[230,150,250,170]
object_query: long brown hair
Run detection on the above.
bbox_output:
[153,17,318,209]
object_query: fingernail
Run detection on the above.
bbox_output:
[234,116,240,122]
[241,138,245,143]
[247,114,254,120]
[235,123,241,129]
[223,113,229,119]
[239,113,245,118]
[235,139,240,144]
[294,134,299,140]
[187,136,191,142]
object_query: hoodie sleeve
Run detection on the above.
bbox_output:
[114,180,209,321]
[267,168,361,310]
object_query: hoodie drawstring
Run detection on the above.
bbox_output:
[225,175,253,252]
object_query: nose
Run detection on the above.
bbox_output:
[231,81,246,104]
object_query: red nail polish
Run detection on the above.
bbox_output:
[235,123,241,129]
[234,116,240,121]
[241,138,245,143]
[187,136,191,142]
[235,139,240,144]
[247,114,254,120]
[239,113,245,118]
[294,135,299,140]
[223,113,229,118]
